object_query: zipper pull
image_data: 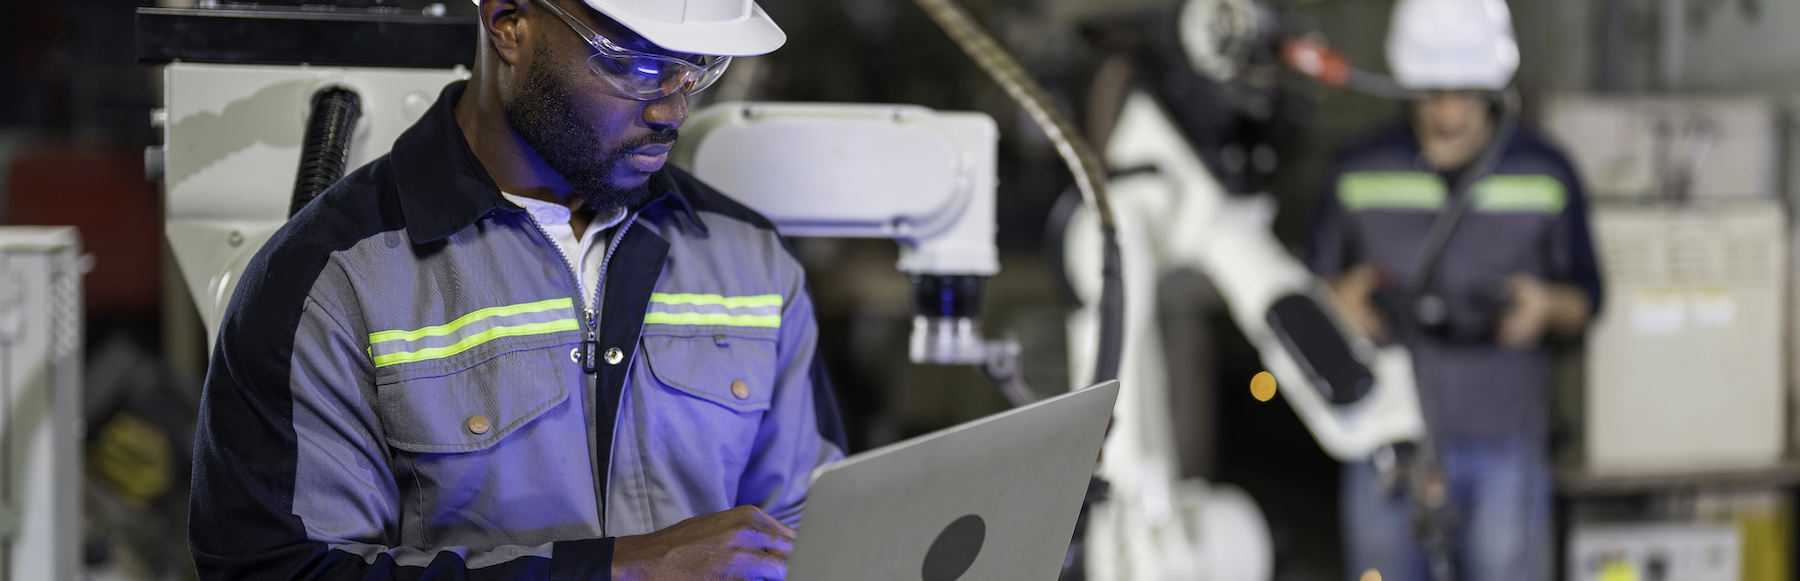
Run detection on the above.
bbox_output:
[582,336,598,374]
[581,308,599,373]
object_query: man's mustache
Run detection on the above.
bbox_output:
[617,130,680,152]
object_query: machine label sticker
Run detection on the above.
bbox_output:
[1628,288,1686,335]
[1690,288,1737,328]
[367,298,580,367]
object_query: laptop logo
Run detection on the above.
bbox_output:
[922,514,986,581]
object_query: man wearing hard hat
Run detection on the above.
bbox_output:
[188,1,846,578]
[1306,0,1602,580]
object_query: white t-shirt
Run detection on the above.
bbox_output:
[501,192,628,312]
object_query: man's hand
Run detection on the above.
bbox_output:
[1497,274,1551,348]
[612,505,797,581]
[1497,273,1593,349]
[1327,264,1389,341]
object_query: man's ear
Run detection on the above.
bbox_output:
[477,0,530,66]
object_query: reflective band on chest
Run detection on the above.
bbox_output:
[368,298,580,367]
[644,293,783,328]
[1337,171,1567,213]
[1475,174,1567,213]
[1339,172,1445,210]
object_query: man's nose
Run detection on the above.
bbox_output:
[643,91,688,132]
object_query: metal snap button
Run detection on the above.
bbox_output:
[731,380,750,400]
[569,347,581,363]
[605,347,624,365]
[467,415,491,435]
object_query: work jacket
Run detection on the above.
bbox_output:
[189,81,847,580]
[1306,124,1602,442]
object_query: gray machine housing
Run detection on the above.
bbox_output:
[0,227,85,581]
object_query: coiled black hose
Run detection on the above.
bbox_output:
[290,87,363,218]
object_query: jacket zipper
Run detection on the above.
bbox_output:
[521,205,642,537]
[520,209,638,373]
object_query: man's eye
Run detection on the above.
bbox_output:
[625,59,664,78]
[596,57,632,75]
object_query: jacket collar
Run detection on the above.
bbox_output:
[388,81,707,243]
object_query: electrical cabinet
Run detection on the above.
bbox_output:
[1584,201,1786,475]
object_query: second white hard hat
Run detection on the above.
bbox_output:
[1386,0,1519,91]
[578,0,786,57]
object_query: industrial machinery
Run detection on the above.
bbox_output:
[667,103,1039,398]
[0,227,86,581]
[155,63,471,347]
[1058,73,1411,581]
[1050,0,1536,576]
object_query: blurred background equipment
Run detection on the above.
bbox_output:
[153,63,470,344]
[1568,522,1741,581]
[0,227,85,581]
[1543,97,1777,202]
[1580,200,1785,476]
[669,103,1046,401]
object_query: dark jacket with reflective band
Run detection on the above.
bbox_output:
[1306,125,1602,441]
[189,81,848,580]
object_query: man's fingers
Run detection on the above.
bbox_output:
[735,526,795,554]
[731,548,788,581]
[1345,264,1383,293]
[1496,308,1538,348]
[745,505,798,539]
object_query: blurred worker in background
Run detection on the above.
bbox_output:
[188,0,846,578]
[1305,0,1602,579]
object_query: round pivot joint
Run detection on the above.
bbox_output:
[908,275,988,365]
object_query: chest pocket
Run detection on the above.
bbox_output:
[374,344,575,454]
[367,298,585,453]
[639,329,779,462]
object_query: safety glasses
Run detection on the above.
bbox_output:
[536,0,732,101]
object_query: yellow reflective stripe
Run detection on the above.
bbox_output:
[369,298,574,344]
[1338,172,1445,211]
[1475,175,1567,213]
[371,319,581,368]
[643,312,781,328]
[649,293,783,308]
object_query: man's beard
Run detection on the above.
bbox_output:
[502,43,674,214]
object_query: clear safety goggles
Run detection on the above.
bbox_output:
[536,0,731,101]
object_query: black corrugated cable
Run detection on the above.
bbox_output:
[290,87,363,218]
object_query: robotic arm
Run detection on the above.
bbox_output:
[670,103,1042,405]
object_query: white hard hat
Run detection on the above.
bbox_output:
[578,0,786,57]
[1386,0,1519,91]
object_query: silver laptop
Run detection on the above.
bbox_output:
[789,380,1120,581]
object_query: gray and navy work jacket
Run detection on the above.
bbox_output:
[1307,124,1603,442]
[189,81,848,580]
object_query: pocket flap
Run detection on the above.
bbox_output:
[642,334,776,413]
[375,345,572,454]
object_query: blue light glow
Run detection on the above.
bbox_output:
[636,66,660,76]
